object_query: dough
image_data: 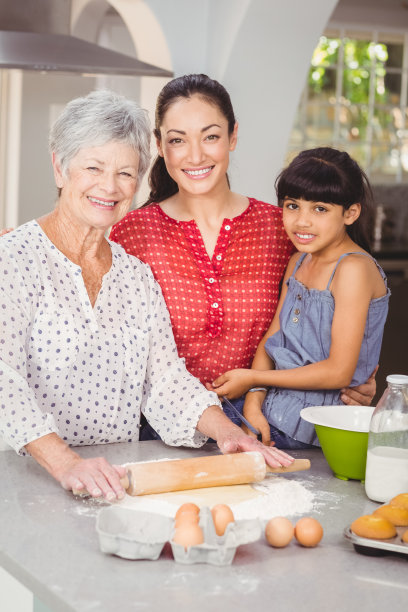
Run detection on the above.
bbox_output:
[119,483,263,516]
[373,504,408,526]
[351,515,397,540]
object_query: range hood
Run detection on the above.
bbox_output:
[0,0,173,77]
[0,30,173,76]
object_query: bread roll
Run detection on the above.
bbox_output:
[351,515,396,540]
[373,504,408,526]
[389,493,408,511]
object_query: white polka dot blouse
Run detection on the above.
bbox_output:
[0,221,220,454]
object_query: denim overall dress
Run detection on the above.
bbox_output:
[262,252,390,445]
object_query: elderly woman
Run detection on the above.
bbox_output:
[0,90,293,501]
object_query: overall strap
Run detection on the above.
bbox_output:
[326,251,376,290]
[291,252,308,278]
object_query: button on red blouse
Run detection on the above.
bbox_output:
[110,198,294,384]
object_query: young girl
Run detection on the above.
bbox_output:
[210,147,390,448]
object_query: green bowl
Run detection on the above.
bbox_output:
[300,405,375,481]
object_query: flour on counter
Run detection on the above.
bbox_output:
[232,476,314,520]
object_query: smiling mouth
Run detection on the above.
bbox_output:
[88,196,117,208]
[182,166,214,177]
[295,233,315,240]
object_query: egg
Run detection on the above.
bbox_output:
[172,523,204,549]
[174,502,200,520]
[402,529,408,544]
[211,504,235,536]
[294,517,324,547]
[174,511,200,527]
[265,517,294,548]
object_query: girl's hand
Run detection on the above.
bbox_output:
[209,369,255,399]
[242,391,271,445]
[341,365,378,406]
[242,412,271,445]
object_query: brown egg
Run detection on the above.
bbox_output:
[211,504,235,536]
[402,529,408,544]
[174,512,200,527]
[295,517,324,547]
[175,503,200,520]
[265,517,294,548]
[172,523,204,549]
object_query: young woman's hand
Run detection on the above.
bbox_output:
[0,227,14,237]
[209,369,255,399]
[341,365,378,406]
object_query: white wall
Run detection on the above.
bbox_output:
[12,0,404,219]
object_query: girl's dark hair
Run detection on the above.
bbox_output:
[275,147,374,252]
[144,74,236,205]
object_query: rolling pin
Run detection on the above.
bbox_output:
[72,452,310,496]
[125,452,310,496]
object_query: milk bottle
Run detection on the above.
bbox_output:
[364,374,408,503]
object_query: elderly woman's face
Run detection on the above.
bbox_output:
[53,141,139,231]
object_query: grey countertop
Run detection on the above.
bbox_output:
[1,442,407,612]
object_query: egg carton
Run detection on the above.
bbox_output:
[96,505,262,565]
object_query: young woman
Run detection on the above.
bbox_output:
[209,148,390,448]
[109,76,375,438]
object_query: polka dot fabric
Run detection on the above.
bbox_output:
[0,221,218,454]
[110,198,294,384]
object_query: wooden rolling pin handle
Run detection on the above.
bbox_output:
[72,473,130,497]
[266,458,311,474]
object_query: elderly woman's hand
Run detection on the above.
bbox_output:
[25,433,127,501]
[197,405,293,468]
[57,456,128,501]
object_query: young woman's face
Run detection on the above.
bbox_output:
[282,197,360,254]
[157,94,238,196]
[53,141,139,231]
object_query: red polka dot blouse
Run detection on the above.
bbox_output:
[110,198,294,385]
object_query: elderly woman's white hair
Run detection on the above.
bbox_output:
[49,89,151,185]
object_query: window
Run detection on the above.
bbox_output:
[288,28,408,184]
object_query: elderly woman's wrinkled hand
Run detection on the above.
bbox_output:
[216,426,294,469]
[56,455,128,501]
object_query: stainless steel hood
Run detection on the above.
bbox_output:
[0,0,173,77]
[0,30,173,76]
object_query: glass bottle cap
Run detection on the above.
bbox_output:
[386,374,408,385]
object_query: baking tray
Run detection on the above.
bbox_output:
[344,526,408,557]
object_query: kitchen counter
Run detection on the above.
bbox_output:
[1,442,407,612]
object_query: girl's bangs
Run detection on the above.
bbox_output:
[277,163,351,206]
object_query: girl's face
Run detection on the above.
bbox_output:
[282,197,361,254]
[53,141,139,232]
[156,94,238,196]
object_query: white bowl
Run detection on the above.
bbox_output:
[300,405,375,433]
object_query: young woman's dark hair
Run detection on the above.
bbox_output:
[275,147,374,252]
[144,74,236,205]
